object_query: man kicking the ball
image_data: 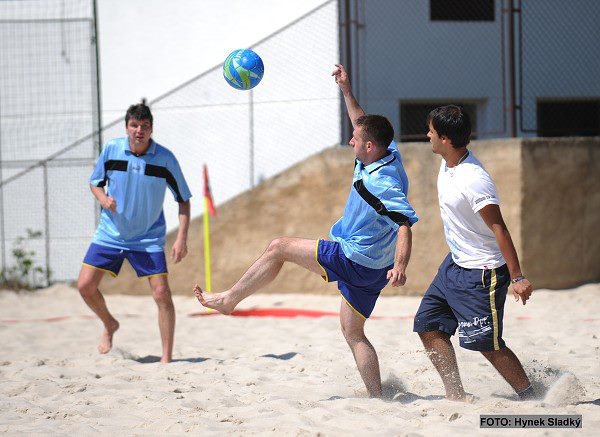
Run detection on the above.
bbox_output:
[193,64,418,398]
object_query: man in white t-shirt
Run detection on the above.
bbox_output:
[413,105,535,401]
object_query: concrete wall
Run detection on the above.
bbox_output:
[520,137,600,288]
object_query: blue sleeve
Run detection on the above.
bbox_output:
[89,145,109,187]
[166,154,192,203]
[379,185,419,230]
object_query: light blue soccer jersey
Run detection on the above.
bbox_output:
[330,142,418,269]
[89,137,192,252]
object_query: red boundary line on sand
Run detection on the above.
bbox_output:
[0,308,414,322]
[0,314,138,324]
[2,309,600,323]
[188,308,415,319]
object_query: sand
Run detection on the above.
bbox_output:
[1,283,598,435]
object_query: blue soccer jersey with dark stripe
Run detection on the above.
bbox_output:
[329,141,418,269]
[89,137,192,252]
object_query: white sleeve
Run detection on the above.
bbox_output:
[463,170,500,213]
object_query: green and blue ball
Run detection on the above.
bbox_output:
[223,49,264,90]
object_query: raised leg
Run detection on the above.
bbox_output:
[194,238,322,314]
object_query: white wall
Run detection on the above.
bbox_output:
[97,0,327,123]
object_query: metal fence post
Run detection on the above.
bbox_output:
[507,0,518,137]
[0,96,4,274]
[43,163,50,286]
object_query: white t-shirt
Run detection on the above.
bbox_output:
[437,151,505,269]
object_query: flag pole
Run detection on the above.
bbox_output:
[203,194,212,292]
[203,164,217,293]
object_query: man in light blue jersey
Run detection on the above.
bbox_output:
[193,64,417,397]
[78,103,192,363]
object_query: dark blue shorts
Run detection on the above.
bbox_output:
[82,243,168,278]
[316,240,391,319]
[413,253,510,351]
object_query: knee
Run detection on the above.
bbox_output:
[480,348,505,361]
[480,350,492,359]
[152,284,173,306]
[417,331,431,343]
[418,330,449,349]
[265,237,290,259]
[77,277,97,298]
[341,323,365,346]
[418,330,447,341]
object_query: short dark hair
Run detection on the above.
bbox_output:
[426,105,471,148]
[355,114,394,149]
[125,103,153,127]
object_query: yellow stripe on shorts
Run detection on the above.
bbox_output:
[82,262,117,278]
[341,294,367,320]
[489,269,500,350]
[315,240,328,282]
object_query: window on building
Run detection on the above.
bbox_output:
[399,102,478,142]
[430,0,495,22]
[537,100,600,137]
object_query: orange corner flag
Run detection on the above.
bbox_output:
[203,164,216,217]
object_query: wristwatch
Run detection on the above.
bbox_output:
[511,275,526,284]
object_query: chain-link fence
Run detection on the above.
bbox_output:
[0,0,100,286]
[518,0,600,136]
[340,0,600,141]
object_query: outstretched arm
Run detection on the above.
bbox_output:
[171,200,190,263]
[479,204,533,305]
[387,224,412,286]
[332,63,365,127]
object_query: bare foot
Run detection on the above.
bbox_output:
[193,284,236,315]
[160,356,172,364]
[98,320,119,354]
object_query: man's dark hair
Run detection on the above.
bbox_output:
[125,103,153,126]
[355,114,394,149]
[426,105,471,148]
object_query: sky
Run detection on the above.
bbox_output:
[97,0,326,124]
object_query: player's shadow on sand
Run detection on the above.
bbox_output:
[389,392,446,403]
[134,355,209,364]
[575,398,600,406]
[261,352,297,360]
[132,352,298,363]
[381,374,443,403]
[323,375,443,402]
[323,392,444,403]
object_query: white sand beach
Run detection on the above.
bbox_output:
[1,283,598,435]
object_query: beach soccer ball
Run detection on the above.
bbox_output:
[222,49,264,90]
